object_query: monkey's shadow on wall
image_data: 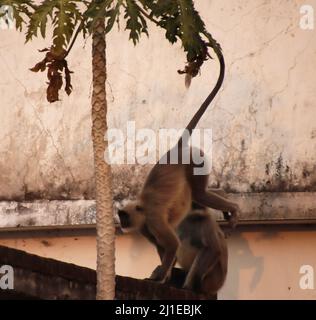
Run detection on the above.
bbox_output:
[220,232,264,300]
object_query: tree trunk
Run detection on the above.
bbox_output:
[91,18,115,300]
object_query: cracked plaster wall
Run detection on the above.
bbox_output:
[0,0,316,201]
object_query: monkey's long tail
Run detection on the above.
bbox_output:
[179,47,225,145]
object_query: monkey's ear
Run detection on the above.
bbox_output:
[135,205,144,212]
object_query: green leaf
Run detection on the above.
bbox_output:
[139,1,221,61]
[105,0,123,34]
[23,0,82,55]
[0,0,34,31]
[84,0,113,32]
[25,0,56,42]
[124,0,148,45]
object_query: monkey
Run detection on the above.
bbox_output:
[117,45,240,284]
[119,201,229,296]
[176,207,228,297]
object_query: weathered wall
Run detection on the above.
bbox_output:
[0,0,316,201]
[1,194,316,230]
[1,227,316,300]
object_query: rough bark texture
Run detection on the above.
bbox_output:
[92,19,115,300]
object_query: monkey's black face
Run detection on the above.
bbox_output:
[117,201,146,233]
[118,210,131,229]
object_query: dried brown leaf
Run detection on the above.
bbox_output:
[47,74,63,103]
[30,60,47,72]
[64,61,73,96]
[30,47,74,103]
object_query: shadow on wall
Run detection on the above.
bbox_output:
[220,232,264,300]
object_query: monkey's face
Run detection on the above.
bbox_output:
[117,201,146,233]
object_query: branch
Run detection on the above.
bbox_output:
[65,20,84,58]
[134,1,160,26]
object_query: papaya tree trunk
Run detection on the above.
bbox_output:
[91,18,115,300]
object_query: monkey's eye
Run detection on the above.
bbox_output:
[135,205,144,212]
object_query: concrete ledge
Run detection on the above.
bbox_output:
[0,192,315,231]
[0,200,97,231]
[230,192,316,222]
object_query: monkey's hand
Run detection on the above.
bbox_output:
[223,205,240,229]
[149,265,172,284]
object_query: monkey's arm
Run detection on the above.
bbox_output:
[141,224,164,261]
[195,191,239,228]
[146,217,180,283]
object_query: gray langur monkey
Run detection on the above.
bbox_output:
[176,206,228,297]
[118,46,240,284]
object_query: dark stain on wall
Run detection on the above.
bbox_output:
[41,240,52,247]
[250,156,316,193]
[26,218,36,226]
[1,156,316,201]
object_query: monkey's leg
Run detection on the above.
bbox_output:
[208,188,231,221]
[146,217,180,283]
[193,188,232,219]
[183,248,220,291]
[191,175,239,227]
[208,188,228,198]
[141,225,169,282]
[196,192,239,228]
[141,224,165,261]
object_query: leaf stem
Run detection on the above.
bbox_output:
[134,1,160,26]
[65,20,84,58]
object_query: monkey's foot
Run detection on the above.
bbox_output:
[182,281,194,291]
[149,265,172,284]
